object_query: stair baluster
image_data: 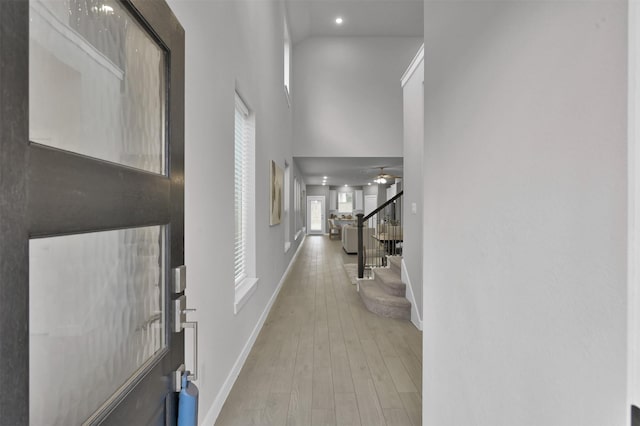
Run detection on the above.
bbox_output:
[357,190,403,279]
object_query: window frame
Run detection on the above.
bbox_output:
[283,17,291,106]
[338,191,354,213]
[284,162,291,252]
[234,92,258,314]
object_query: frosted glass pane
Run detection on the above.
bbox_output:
[29,0,166,174]
[310,200,322,231]
[29,226,166,425]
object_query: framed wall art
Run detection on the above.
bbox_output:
[270,160,284,225]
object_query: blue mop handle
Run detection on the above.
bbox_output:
[178,372,199,426]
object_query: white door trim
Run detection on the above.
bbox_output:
[629,3,640,420]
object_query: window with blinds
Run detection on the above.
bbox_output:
[234,93,255,289]
[284,21,291,97]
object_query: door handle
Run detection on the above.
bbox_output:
[171,266,198,384]
[172,296,198,383]
[182,319,198,382]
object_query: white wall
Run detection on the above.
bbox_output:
[164,1,305,423]
[423,2,627,425]
[401,50,423,325]
[363,184,377,197]
[292,37,422,157]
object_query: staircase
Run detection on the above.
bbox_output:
[358,256,411,320]
[356,190,403,279]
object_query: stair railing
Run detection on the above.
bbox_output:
[357,190,403,279]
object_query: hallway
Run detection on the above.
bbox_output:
[215,236,422,425]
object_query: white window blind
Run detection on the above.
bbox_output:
[234,94,253,287]
[294,177,300,236]
[284,19,291,95]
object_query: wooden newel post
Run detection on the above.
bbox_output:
[357,213,364,279]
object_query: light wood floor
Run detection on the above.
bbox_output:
[215,235,422,426]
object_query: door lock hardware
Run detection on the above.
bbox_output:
[172,295,186,333]
[172,265,186,294]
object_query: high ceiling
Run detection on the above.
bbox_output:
[286,0,423,44]
[287,1,420,188]
[294,157,403,187]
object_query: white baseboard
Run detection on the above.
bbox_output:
[200,235,306,426]
[401,258,423,331]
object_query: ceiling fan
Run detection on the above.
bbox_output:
[372,167,401,184]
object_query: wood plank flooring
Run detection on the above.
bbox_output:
[215,236,422,426]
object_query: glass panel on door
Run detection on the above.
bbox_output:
[0,0,185,423]
[310,200,322,232]
[29,225,166,425]
[29,0,167,174]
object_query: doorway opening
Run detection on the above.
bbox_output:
[307,196,325,235]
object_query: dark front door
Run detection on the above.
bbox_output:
[0,0,185,424]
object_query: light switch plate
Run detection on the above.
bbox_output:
[411,202,417,214]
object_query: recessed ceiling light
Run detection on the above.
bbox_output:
[368,182,372,186]
[335,17,343,25]
[322,183,326,186]
[323,176,328,179]
[344,184,348,187]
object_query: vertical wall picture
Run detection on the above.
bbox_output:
[270,160,284,225]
